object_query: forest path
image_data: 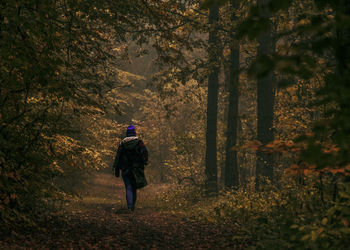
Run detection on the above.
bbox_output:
[2,173,243,249]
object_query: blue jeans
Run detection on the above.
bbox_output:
[122,169,137,210]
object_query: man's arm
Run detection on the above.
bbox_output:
[112,144,123,177]
[139,140,148,165]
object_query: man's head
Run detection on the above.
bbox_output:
[126,125,136,137]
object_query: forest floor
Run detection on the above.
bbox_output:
[1,172,245,249]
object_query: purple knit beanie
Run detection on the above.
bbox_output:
[126,125,136,137]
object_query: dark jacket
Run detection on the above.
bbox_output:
[112,136,148,188]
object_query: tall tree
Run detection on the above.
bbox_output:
[255,0,275,188]
[205,1,220,194]
[224,0,240,188]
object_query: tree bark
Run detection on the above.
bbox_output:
[205,2,220,194]
[221,59,230,185]
[256,0,275,189]
[224,0,240,188]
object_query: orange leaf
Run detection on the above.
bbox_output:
[10,194,18,200]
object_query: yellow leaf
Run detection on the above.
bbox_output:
[301,234,310,241]
[342,218,349,227]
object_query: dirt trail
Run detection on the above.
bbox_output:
[1,173,243,249]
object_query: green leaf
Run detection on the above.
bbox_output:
[278,78,295,88]
[268,0,292,12]
[237,17,270,40]
[200,0,228,9]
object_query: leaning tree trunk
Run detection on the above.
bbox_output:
[224,0,240,188]
[205,2,220,194]
[256,0,275,189]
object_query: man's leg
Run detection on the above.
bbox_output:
[132,185,137,211]
[122,171,134,210]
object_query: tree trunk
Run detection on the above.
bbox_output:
[224,0,240,188]
[256,0,275,189]
[221,59,230,185]
[205,2,220,194]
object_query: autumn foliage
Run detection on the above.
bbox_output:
[1,0,350,249]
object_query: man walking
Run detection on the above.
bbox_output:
[113,125,148,211]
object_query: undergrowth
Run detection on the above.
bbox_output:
[155,175,350,249]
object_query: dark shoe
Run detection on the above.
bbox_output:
[123,208,133,214]
[115,208,132,214]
